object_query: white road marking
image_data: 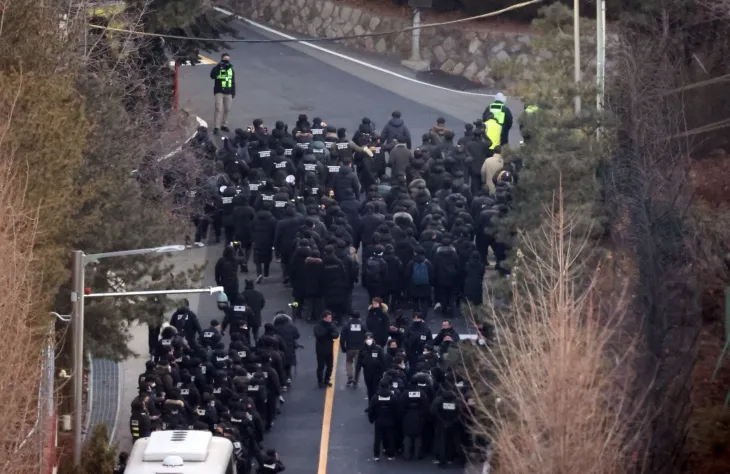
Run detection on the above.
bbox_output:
[213,6,497,98]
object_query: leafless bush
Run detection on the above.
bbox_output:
[0,154,45,472]
[605,15,702,473]
[461,191,642,474]
[698,0,730,20]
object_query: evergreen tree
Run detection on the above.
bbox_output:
[124,0,237,112]
[79,424,117,474]
[67,67,206,361]
[494,3,608,294]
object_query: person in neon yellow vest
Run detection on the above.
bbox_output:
[210,53,236,136]
[481,92,513,146]
[483,112,503,151]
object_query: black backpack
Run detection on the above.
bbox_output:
[364,257,384,285]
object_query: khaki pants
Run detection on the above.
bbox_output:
[345,349,359,379]
[214,93,232,128]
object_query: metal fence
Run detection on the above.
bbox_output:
[13,323,57,474]
[40,325,57,474]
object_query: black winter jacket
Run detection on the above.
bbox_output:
[340,316,367,352]
[366,306,390,347]
[302,256,324,298]
[273,313,301,367]
[215,246,239,292]
[332,166,361,202]
[252,210,277,260]
[233,204,256,243]
[313,320,339,354]
[321,255,350,302]
[242,287,265,327]
[274,214,305,256]
[463,256,485,304]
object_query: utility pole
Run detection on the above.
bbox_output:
[410,8,422,62]
[70,245,222,467]
[573,0,581,115]
[401,0,431,72]
[71,251,85,468]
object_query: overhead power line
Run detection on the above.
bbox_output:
[87,0,544,43]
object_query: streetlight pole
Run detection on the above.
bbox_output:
[70,244,221,466]
[573,0,581,115]
[71,251,85,469]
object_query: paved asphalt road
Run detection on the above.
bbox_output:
[179,18,523,144]
[166,18,522,474]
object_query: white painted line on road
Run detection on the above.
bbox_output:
[213,6,497,98]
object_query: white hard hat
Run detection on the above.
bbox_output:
[285,175,295,184]
[219,185,227,193]
[495,92,506,102]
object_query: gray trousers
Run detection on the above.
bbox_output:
[214,93,232,128]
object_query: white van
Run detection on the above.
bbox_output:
[124,430,236,474]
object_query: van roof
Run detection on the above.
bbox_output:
[144,431,212,462]
[124,431,234,474]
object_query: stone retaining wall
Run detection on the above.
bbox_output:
[219,0,534,87]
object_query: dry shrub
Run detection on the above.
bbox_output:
[463,190,641,474]
[0,160,44,470]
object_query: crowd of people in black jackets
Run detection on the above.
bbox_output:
[128,292,292,473]
[126,108,518,471]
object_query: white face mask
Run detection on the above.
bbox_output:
[365,339,373,346]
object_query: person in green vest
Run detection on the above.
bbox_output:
[481,92,513,146]
[519,103,539,144]
[483,112,503,151]
[210,52,236,136]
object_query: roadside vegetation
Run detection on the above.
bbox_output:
[0,0,233,471]
[464,1,730,473]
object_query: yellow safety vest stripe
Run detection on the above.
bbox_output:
[489,102,506,125]
[216,68,233,88]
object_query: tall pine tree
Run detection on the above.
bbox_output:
[494,4,608,287]
[125,0,237,113]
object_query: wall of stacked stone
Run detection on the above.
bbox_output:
[220,0,534,87]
